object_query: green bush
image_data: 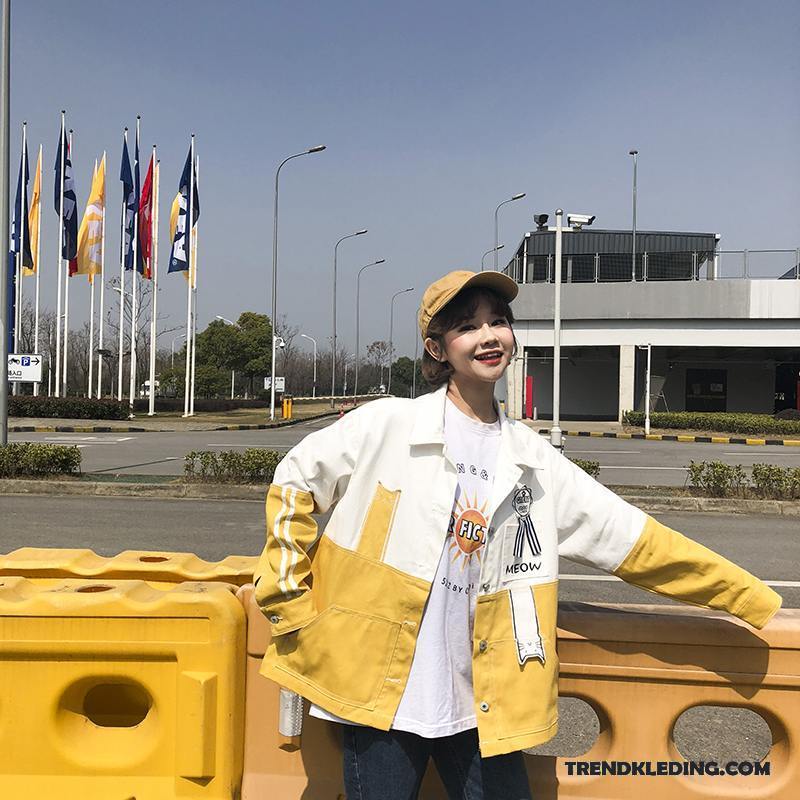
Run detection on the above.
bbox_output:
[10,396,129,420]
[623,411,800,436]
[184,448,285,484]
[0,443,82,477]
[687,460,800,500]
[571,458,600,479]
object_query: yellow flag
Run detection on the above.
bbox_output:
[23,147,42,277]
[76,154,106,276]
[170,191,196,287]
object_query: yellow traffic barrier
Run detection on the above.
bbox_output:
[237,586,794,799]
[528,602,798,799]
[0,547,257,587]
[282,395,293,420]
[0,577,246,798]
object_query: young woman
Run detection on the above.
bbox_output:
[254,269,781,800]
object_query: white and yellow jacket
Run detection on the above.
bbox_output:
[254,383,782,757]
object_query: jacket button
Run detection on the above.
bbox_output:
[479,640,488,653]
[479,702,490,712]
[269,614,281,624]
[482,583,490,593]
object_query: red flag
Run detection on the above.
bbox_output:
[138,155,154,279]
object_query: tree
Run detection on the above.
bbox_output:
[236,312,272,396]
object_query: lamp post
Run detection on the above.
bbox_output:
[353,257,386,402]
[481,244,504,272]
[388,287,413,394]
[270,144,326,421]
[342,353,355,395]
[629,149,638,280]
[300,333,317,398]
[494,193,525,270]
[331,229,367,405]
[549,210,595,452]
[215,315,236,398]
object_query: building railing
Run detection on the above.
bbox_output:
[503,249,800,283]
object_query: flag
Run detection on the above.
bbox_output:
[168,144,200,277]
[12,138,33,270]
[24,147,42,276]
[138,154,154,279]
[76,154,106,277]
[134,129,143,274]
[54,127,78,275]
[120,134,136,270]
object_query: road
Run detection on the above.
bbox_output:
[2,496,793,763]
[2,497,797,607]
[9,420,800,485]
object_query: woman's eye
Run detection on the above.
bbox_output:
[492,318,507,325]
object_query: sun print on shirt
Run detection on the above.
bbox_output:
[447,491,489,572]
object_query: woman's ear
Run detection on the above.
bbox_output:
[424,337,443,362]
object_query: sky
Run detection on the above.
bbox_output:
[10,0,800,362]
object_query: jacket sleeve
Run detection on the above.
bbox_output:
[551,447,782,630]
[253,409,360,636]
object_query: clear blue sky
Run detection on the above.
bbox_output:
[11,0,800,360]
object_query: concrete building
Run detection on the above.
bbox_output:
[502,226,800,422]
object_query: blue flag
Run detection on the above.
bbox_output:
[133,128,143,274]
[168,144,200,275]
[53,127,78,270]
[120,135,137,270]
[11,138,33,269]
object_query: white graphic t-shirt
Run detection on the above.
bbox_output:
[309,395,501,736]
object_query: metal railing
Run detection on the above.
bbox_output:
[504,249,800,283]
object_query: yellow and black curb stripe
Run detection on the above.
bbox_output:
[535,429,800,447]
[9,410,343,435]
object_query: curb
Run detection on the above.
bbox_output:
[535,430,800,447]
[8,409,342,434]
[2,479,798,516]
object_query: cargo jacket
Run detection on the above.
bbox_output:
[253,383,782,757]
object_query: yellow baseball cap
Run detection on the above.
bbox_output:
[418,270,518,339]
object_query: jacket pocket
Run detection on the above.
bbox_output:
[274,604,401,709]
[357,481,401,561]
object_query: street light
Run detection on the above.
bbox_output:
[215,316,236,399]
[629,150,638,280]
[353,258,386,402]
[481,244,504,272]
[388,287,413,394]
[331,229,368,405]
[300,333,317,398]
[270,144,326,421]
[342,353,355,395]
[494,193,525,270]
[170,333,186,370]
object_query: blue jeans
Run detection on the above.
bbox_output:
[341,724,533,800]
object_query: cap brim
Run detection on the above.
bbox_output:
[457,271,519,303]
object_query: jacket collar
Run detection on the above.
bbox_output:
[409,383,545,468]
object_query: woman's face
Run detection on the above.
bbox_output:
[427,295,515,387]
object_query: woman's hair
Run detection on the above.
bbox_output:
[421,286,518,387]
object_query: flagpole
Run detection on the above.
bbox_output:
[12,120,25,397]
[183,134,195,417]
[97,151,106,398]
[189,155,199,416]
[128,116,140,409]
[117,128,127,402]
[62,128,75,397]
[148,147,158,416]
[33,145,42,397]
[87,158,97,397]
[54,111,65,398]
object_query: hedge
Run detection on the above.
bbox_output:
[184,448,285,484]
[687,460,800,499]
[10,396,130,420]
[623,411,800,436]
[0,443,82,477]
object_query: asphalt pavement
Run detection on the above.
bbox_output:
[8,419,800,485]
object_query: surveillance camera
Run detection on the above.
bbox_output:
[534,213,549,229]
[278,341,286,349]
[567,213,596,229]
